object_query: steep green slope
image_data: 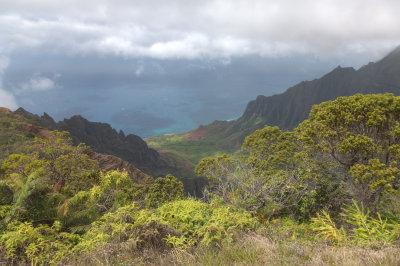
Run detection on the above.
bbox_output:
[0,108,36,165]
[147,121,244,175]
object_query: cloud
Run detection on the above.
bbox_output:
[14,73,61,94]
[0,54,18,110]
[1,1,400,59]
[0,89,18,110]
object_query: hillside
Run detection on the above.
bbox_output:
[147,46,400,171]
[12,109,206,195]
[1,94,400,265]
[0,108,149,184]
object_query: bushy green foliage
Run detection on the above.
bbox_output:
[195,154,235,187]
[72,203,168,254]
[57,171,185,232]
[74,198,257,254]
[298,93,400,209]
[157,198,257,248]
[1,94,400,264]
[311,211,347,245]
[196,126,341,220]
[57,170,136,231]
[0,181,13,205]
[145,174,184,208]
[0,113,35,166]
[312,200,400,246]
[2,131,99,196]
[0,221,80,265]
[2,172,62,223]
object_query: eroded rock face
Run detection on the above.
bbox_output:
[85,150,149,184]
[18,123,53,138]
[57,115,168,175]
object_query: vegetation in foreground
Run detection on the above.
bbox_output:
[1,94,400,265]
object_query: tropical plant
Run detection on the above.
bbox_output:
[298,93,400,209]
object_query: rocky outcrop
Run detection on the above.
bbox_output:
[85,150,149,184]
[56,115,169,176]
[13,109,172,177]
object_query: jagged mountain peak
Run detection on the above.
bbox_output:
[196,45,400,149]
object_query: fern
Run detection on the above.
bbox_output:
[311,210,346,245]
[342,200,399,245]
[313,200,400,246]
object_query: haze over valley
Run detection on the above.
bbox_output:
[1,0,400,137]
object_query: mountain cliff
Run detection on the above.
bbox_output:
[13,109,171,177]
[13,109,206,195]
[0,108,149,184]
[236,46,400,133]
[147,45,400,170]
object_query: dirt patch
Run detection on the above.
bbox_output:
[186,126,210,141]
[13,114,27,120]
[0,107,12,115]
[18,123,53,138]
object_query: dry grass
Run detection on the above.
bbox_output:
[64,233,400,266]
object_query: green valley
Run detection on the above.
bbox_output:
[1,94,400,265]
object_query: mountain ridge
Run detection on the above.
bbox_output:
[13,108,171,176]
[147,45,400,172]
[223,46,400,139]
[12,108,206,195]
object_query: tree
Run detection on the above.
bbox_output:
[297,93,400,209]
[196,126,339,219]
[2,131,99,194]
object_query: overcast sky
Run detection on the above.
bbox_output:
[1,0,400,137]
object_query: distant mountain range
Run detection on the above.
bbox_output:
[237,45,400,132]
[147,45,400,169]
[193,45,400,147]
[13,108,206,195]
[11,45,400,190]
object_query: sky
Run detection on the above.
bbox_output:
[1,0,400,137]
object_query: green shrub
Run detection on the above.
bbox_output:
[0,221,80,265]
[58,170,135,232]
[0,181,13,205]
[157,198,258,248]
[342,200,400,245]
[74,198,258,255]
[145,174,184,208]
[312,200,400,246]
